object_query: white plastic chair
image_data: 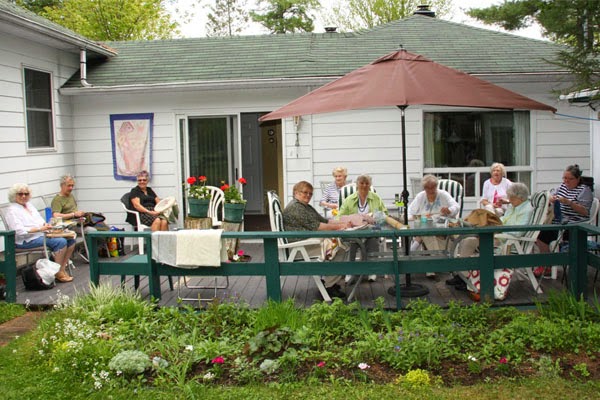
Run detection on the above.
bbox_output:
[496,190,550,294]
[267,190,332,302]
[437,179,464,218]
[121,193,151,255]
[204,185,225,227]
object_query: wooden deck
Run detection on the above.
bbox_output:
[10,240,600,309]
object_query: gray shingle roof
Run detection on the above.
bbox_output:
[63,15,567,88]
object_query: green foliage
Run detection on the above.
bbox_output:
[250,0,320,33]
[206,0,249,37]
[252,298,307,333]
[533,354,562,378]
[467,0,600,91]
[108,350,150,375]
[19,0,179,40]
[0,303,26,324]
[323,0,453,31]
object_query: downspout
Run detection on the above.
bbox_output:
[79,48,92,88]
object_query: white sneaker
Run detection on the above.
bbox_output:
[368,275,377,282]
[345,275,358,285]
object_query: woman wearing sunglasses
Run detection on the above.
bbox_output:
[127,170,168,231]
[5,183,75,282]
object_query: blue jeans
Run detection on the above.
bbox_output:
[17,236,75,252]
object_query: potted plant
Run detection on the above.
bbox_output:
[221,177,247,223]
[185,175,211,218]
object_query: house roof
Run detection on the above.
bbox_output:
[62,15,567,89]
[0,0,115,57]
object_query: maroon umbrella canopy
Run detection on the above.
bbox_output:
[260,49,556,121]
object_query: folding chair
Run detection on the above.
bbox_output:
[267,190,332,302]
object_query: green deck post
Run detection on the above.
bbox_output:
[263,238,282,301]
[568,226,588,299]
[87,233,100,286]
[479,232,494,301]
[1,232,17,303]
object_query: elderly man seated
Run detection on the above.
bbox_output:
[455,182,533,301]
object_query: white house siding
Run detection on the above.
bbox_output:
[0,33,78,208]
[69,87,306,228]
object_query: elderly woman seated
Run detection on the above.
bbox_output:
[338,174,388,283]
[456,182,533,301]
[283,180,351,299]
[408,174,460,276]
[4,183,76,282]
[480,162,512,217]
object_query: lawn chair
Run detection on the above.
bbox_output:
[121,192,151,255]
[496,190,550,294]
[437,179,464,218]
[267,190,332,302]
[0,201,49,268]
[204,185,225,228]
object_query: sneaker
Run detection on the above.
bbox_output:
[368,275,376,282]
[445,275,463,286]
[326,284,346,299]
[345,275,358,285]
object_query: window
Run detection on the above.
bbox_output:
[423,111,531,197]
[24,68,54,148]
[188,117,231,185]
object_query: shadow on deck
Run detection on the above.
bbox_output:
[10,241,600,309]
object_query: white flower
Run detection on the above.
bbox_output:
[468,355,477,362]
[233,254,240,261]
[358,362,370,370]
[203,372,215,381]
[185,345,194,352]
[94,381,102,390]
[12,349,17,354]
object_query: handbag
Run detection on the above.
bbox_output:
[84,212,106,227]
[464,209,502,227]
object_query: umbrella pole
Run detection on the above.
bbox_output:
[389,106,429,298]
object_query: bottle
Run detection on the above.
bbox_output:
[108,237,119,257]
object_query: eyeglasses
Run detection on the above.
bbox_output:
[299,191,313,196]
[17,192,30,196]
[137,179,148,182]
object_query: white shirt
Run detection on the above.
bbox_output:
[4,202,45,244]
[408,190,460,219]
[481,177,512,209]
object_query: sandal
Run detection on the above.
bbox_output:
[55,272,73,283]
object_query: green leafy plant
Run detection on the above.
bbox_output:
[185,175,211,200]
[220,177,247,203]
[108,350,150,376]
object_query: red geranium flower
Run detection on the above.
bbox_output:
[187,176,196,185]
[238,177,247,185]
[199,175,207,182]
[499,357,507,364]
[221,184,230,191]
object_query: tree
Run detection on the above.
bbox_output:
[16,0,179,41]
[467,0,600,91]
[324,0,453,32]
[250,0,320,34]
[206,0,249,37]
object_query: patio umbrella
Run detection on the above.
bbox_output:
[260,48,556,296]
[260,48,555,223]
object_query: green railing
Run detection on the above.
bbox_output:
[87,224,600,309]
[0,231,17,303]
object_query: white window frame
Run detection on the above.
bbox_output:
[22,66,56,151]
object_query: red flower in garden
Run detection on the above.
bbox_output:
[220,184,230,191]
[238,177,247,185]
[499,357,507,364]
[317,361,326,368]
[187,176,196,185]
[199,175,207,182]
[211,356,225,364]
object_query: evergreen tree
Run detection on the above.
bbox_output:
[468,0,600,91]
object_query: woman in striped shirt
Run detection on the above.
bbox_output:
[320,166,348,217]
[536,164,593,272]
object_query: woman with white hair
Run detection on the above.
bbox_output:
[480,162,512,216]
[5,183,76,282]
[320,166,349,217]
